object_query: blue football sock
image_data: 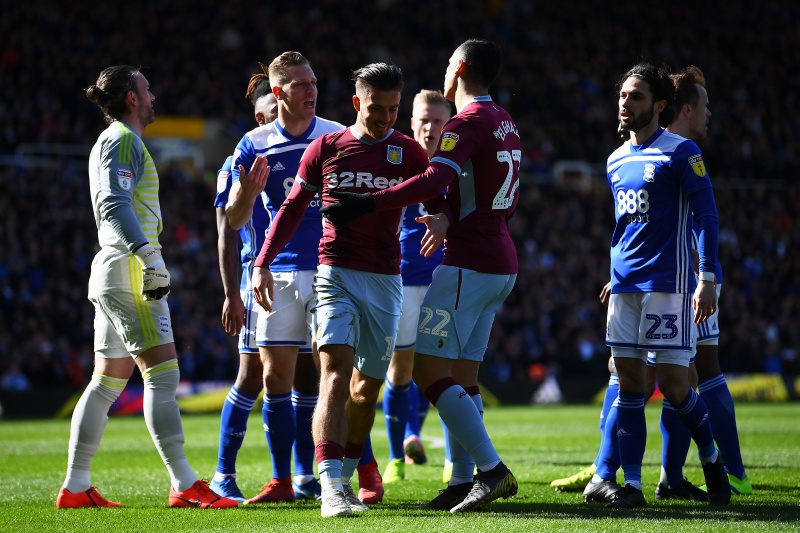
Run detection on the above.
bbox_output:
[674,388,716,461]
[415,382,430,435]
[699,373,746,479]
[216,386,256,475]
[617,392,646,488]
[263,392,294,479]
[595,398,620,481]
[405,380,421,439]
[383,378,410,461]
[660,399,692,488]
[292,390,317,477]
[435,384,498,470]
[358,436,375,466]
[594,374,619,468]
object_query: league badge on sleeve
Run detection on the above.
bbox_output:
[440,132,459,151]
[387,145,403,165]
[688,154,706,177]
[116,169,132,190]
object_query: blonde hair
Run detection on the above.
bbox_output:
[412,89,451,113]
[268,51,310,88]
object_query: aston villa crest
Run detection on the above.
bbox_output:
[387,145,402,165]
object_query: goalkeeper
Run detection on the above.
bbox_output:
[57,65,236,509]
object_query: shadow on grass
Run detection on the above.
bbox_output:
[373,498,800,524]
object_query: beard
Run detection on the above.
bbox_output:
[621,103,655,133]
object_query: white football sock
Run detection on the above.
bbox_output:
[142,360,196,492]
[63,373,127,493]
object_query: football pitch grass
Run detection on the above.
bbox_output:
[1,403,798,532]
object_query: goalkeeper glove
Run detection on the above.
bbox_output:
[134,244,171,301]
[319,189,375,226]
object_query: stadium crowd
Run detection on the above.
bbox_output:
[1,1,799,394]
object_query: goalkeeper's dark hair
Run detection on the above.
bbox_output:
[85,65,141,124]
[352,63,404,94]
[245,62,272,106]
[454,38,502,88]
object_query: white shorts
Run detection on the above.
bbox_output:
[88,246,173,358]
[396,285,427,349]
[607,292,694,366]
[696,283,721,346]
[256,270,315,349]
[238,287,260,354]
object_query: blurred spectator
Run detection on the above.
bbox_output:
[1,1,798,392]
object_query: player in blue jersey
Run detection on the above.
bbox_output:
[320,38,520,513]
[382,89,450,485]
[224,52,349,505]
[600,62,729,508]
[209,70,277,503]
[655,66,750,499]
[57,65,236,509]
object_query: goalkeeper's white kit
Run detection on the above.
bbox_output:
[87,120,173,357]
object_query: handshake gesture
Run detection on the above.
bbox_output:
[319,189,375,226]
[134,244,171,301]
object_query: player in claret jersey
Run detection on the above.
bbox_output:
[251,62,429,518]
[320,38,521,513]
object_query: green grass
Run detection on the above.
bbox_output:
[1,403,799,532]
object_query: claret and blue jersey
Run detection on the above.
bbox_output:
[606,127,718,294]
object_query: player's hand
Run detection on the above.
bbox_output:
[417,213,449,258]
[134,244,171,301]
[252,266,275,313]
[221,292,245,336]
[239,155,270,198]
[319,189,375,226]
[599,281,612,307]
[692,280,717,324]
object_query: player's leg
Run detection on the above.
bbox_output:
[603,293,647,508]
[656,359,728,505]
[553,357,617,492]
[248,271,314,504]
[695,286,749,493]
[340,370,383,511]
[58,339,132,508]
[242,345,297,504]
[383,346,413,482]
[311,264,362,517]
[356,436,383,504]
[211,294,262,502]
[416,267,518,512]
[404,380,429,464]
[340,270,402,508]
[292,345,321,500]
[314,343,354,517]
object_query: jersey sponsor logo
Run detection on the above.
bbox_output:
[116,169,132,190]
[440,132,459,151]
[159,316,170,334]
[272,161,285,171]
[643,163,656,182]
[387,145,402,165]
[216,170,229,193]
[326,171,403,189]
[689,154,706,176]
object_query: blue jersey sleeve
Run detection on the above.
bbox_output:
[231,135,255,185]
[674,140,719,276]
[213,156,234,208]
